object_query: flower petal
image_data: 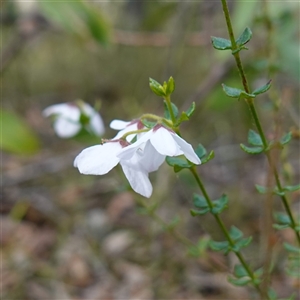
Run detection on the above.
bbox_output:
[53,118,81,138]
[117,129,153,160]
[74,142,122,175]
[172,133,201,164]
[121,163,153,198]
[110,119,130,130]
[150,127,181,156]
[89,114,105,136]
[43,103,80,121]
[138,141,165,173]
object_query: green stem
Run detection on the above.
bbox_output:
[165,95,177,125]
[121,128,149,140]
[220,0,300,245]
[190,167,263,296]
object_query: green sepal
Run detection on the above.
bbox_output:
[166,76,175,96]
[209,240,229,252]
[149,78,166,97]
[164,100,179,120]
[229,226,243,241]
[240,143,264,154]
[233,264,248,278]
[211,36,232,50]
[228,276,251,286]
[201,150,215,164]
[141,119,156,129]
[284,242,300,254]
[248,129,263,146]
[211,194,228,215]
[280,132,292,145]
[195,144,207,159]
[255,184,268,194]
[166,156,192,173]
[186,102,196,118]
[284,184,300,192]
[274,212,291,225]
[193,194,209,209]
[222,84,256,100]
[252,80,272,95]
[190,208,210,216]
[236,27,252,46]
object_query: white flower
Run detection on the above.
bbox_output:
[110,119,144,141]
[74,139,155,198]
[74,124,200,198]
[43,102,105,138]
[118,124,201,165]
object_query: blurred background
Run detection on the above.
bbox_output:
[1,1,299,299]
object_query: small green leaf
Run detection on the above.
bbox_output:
[176,112,189,125]
[273,188,285,196]
[164,100,179,120]
[268,287,278,300]
[248,129,263,146]
[273,224,290,230]
[280,132,292,145]
[209,240,229,252]
[255,184,268,194]
[254,268,263,278]
[188,237,210,257]
[283,184,300,192]
[252,80,272,95]
[284,242,300,254]
[166,156,192,172]
[229,226,244,241]
[166,76,175,96]
[228,276,251,286]
[190,208,210,216]
[149,78,166,97]
[222,84,256,99]
[234,236,253,250]
[211,194,228,215]
[193,194,209,209]
[211,36,232,50]
[166,215,180,230]
[201,150,215,164]
[222,84,243,98]
[236,27,252,46]
[195,144,207,159]
[186,102,196,118]
[240,144,264,154]
[274,212,291,225]
[234,264,248,278]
